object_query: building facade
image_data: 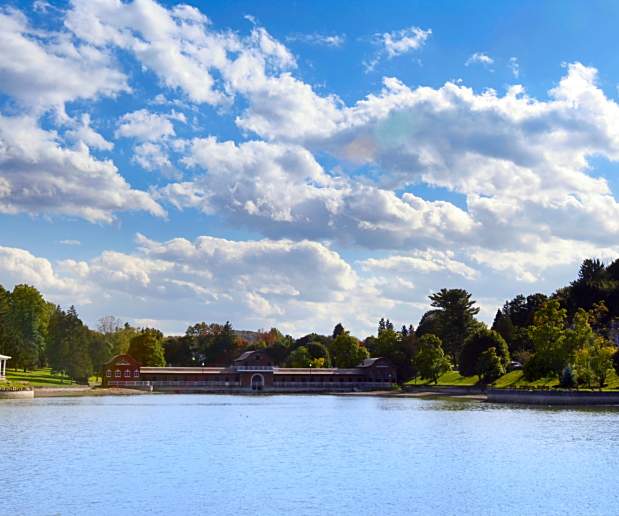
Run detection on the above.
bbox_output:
[103,350,397,392]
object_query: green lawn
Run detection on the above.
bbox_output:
[406,369,619,391]
[6,368,100,387]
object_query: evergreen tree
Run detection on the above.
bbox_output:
[428,288,481,362]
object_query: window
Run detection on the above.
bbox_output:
[115,370,121,378]
[106,370,111,377]
[133,370,140,377]
[124,370,131,378]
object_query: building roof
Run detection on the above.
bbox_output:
[358,358,381,368]
[140,367,229,374]
[275,368,362,375]
[0,354,11,360]
[234,350,257,362]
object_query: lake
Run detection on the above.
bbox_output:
[1,394,618,515]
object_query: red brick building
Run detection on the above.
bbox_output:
[103,350,397,392]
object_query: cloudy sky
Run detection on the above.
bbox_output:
[2,0,619,337]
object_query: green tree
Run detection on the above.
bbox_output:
[460,328,509,377]
[366,322,416,381]
[329,332,369,368]
[574,336,615,390]
[428,288,481,362]
[524,299,568,380]
[412,334,451,384]
[7,284,47,371]
[491,309,514,347]
[287,346,312,367]
[89,331,113,379]
[128,329,165,366]
[306,341,331,367]
[476,347,505,384]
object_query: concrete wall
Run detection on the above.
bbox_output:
[0,389,34,399]
[487,388,619,406]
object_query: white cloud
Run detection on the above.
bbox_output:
[382,26,432,58]
[465,52,494,67]
[509,56,519,78]
[59,240,81,246]
[286,33,345,47]
[360,250,479,280]
[0,7,129,116]
[115,109,178,141]
[65,113,113,151]
[365,26,431,72]
[133,142,176,175]
[161,138,476,248]
[0,114,164,223]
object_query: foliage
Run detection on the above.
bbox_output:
[428,288,481,362]
[524,299,568,380]
[287,346,312,367]
[476,347,505,384]
[459,328,509,377]
[366,321,416,381]
[6,285,49,370]
[128,328,166,367]
[412,334,451,384]
[329,332,369,368]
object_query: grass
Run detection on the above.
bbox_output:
[6,368,100,388]
[406,369,619,391]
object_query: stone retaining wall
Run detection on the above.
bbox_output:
[487,388,619,406]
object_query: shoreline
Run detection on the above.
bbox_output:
[18,386,619,406]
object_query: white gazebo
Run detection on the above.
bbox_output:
[0,354,10,379]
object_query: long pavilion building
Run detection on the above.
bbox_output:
[103,350,397,392]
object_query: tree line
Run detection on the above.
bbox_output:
[1,257,619,387]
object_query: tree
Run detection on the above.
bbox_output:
[287,346,312,367]
[46,306,94,383]
[332,323,345,339]
[306,341,331,367]
[524,299,568,380]
[428,288,481,362]
[491,309,514,347]
[7,284,48,370]
[366,322,416,381]
[460,328,509,377]
[476,347,505,384]
[329,332,369,368]
[412,334,451,384]
[89,331,112,379]
[574,336,615,390]
[164,335,195,366]
[128,329,165,366]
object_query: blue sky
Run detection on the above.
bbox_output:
[2,0,619,336]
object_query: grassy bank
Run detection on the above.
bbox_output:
[406,369,619,391]
[6,368,99,388]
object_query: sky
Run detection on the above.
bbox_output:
[2,0,619,337]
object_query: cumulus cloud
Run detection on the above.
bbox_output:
[160,138,475,248]
[0,7,129,115]
[115,109,180,141]
[235,64,619,253]
[64,0,296,106]
[0,114,164,222]
[65,113,113,151]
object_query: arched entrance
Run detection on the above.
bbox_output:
[251,374,264,391]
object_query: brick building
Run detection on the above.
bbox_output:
[103,350,397,392]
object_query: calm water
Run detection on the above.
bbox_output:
[1,395,618,516]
